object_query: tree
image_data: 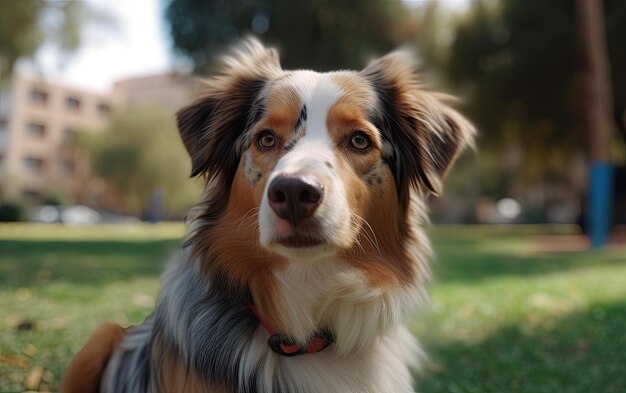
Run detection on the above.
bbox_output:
[0,0,113,82]
[164,0,412,72]
[577,0,614,247]
[81,107,202,217]
[446,0,626,169]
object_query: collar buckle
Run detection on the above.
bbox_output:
[248,303,334,357]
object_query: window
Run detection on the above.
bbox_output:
[66,96,81,112]
[23,157,45,174]
[61,160,75,175]
[98,102,111,116]
[30,89,48,105]
[26,123,46,138]
[0,120,6,149]
[22,189,41,200]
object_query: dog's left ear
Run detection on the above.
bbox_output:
[361,50,475,197]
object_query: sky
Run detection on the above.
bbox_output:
[19,0,469,93]
[20,0,173,92]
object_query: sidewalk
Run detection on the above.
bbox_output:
[533,226,626,253]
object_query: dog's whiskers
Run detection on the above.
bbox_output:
[351,213,382,256]
[238,208,260,231]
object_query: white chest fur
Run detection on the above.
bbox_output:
[249,260,424,392]
[247,323,420,393]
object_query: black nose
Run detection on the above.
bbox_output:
[267,176,323,225]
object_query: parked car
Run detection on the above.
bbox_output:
[30,205,101,225]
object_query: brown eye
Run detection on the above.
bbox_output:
[350,132,371,151]
[257,131,276,149]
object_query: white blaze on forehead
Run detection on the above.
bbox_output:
[298,74,343,147]
[274,71,344,171]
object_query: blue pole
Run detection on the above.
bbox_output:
[587,162,614,248]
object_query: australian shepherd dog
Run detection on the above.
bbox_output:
[63,38,474,393]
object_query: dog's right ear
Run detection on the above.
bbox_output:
[177,38,282,179]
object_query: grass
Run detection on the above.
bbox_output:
[415,226,626,393]
[0,223,625,392]
[0,223,183,392]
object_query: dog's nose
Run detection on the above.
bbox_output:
[267,176,323,225]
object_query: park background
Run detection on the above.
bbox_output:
[0,0,625,392]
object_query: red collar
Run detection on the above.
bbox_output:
[248,304,334,357]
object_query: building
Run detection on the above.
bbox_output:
[111,72,199,113]
[0,71,197,202]
[0,73,112,201]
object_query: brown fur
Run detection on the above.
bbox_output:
[197,186,288,330]
[325,77,418,286]
[62,323,126,393]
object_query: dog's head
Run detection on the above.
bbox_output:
[178,39,474,268]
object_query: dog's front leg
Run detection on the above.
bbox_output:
[62,323,126,393]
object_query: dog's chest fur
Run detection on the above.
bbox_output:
[101,251,422,393]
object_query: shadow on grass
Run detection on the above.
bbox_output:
[0,239,182,288]
[431,234,626,284]
[415,301,626,393]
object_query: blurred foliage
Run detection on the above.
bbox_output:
[446,0,626,161]
[0,0,114,82]
[42,193,65,207]
[0,0,42,81]
[164,0,414,72]
[0,202,26,222]
[80,107,202,217]
[161,0,626,206]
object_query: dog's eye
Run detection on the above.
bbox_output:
[349,132,371,151]
[257,131,276,149]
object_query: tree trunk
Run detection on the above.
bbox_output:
[577,0,615,247]
[578,0,613,161]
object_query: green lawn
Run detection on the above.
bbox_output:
[1,223,625,392]
[0,224,182,392]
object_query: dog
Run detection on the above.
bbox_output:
[62,38,474,393]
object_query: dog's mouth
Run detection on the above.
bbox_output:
[269,217,331,250]
[275,234,326,249]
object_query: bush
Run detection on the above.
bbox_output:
[43,194,64,206]
[0,202,25,222]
